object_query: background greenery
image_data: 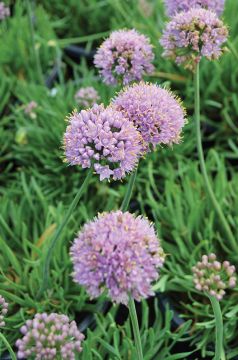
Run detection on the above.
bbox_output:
[0,0,238,358]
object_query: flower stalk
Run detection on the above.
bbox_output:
[121,168,144,360]
[207,294,224,360]
[128,295,144,360]
[194,63,236,252]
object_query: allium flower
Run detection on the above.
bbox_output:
[0,295,8,327]
[94,29,154,85]
[75,86,100,108]
[160,8,228,70]
[64,104,142,181]
[0,2,10,20]
[70,211,165,305]
[113,82,186,150]
[164,0,225,17]
[138,0,153,17]
[192,253,236,301]
[24,101,38,119]
[16,313,84,360]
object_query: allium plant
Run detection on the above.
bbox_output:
[192,254,236,360]
[192,253,236,301]
[160,8,228,70]
[94,29,154,85]
[113,82,186,151]
[16,313,84,360]
[70,210,165,305]
[164,0,225,17]
[0,2,10,20]
[0,295,8,327]
[75,86,100,108]
[64,104,142,181]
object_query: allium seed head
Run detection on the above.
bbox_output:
[164,0,225,17]
[0,2,10,20]
[0,295,8,327]
[113,82,186,150]
[70,211,165,305]
[94,29,154,85]
[75,87,100,108]
[16,313,84,360]
[192,253,236,301]
[160,8,228,70]
[64,104,142,181]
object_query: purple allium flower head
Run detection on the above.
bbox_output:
[94,29,154,85]
[192,253,236,301]
[64,104,142,181]
[75,86,100,108]
[70,211,165,305]
[0,2,10,20]
[113,82,186,151]
[16,313,84,360]
[160,8,228,70]
[0,295,8,327]
[164,0,225,17]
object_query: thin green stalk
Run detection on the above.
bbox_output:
[208,295,224,360]
[0,333,17,360]
[37,169,93,298]
[194,64,237,252]
[120,169,143,359]
[120,168,138,212]
[26,0,44,85]
[128,295,143,360]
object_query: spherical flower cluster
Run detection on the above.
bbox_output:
[113,82,186,150]
[192,253,236,301]
[0,2,10,20]
[70,210,165,305]
[75,87,100,108]
[164,0,225,17]
[64,104,142,181]
[94,29,154,85]
[16,313,84,360]
[160,8,228,70]
[0,295,8,327]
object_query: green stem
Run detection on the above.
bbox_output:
[26,0,44,85]
[120,169,142,359]
[0,333,17,360]
[37,169,92,298]
[194,64,237,252]
[208,295,224,360]
[120,168,138,212]
[128,295,143,360]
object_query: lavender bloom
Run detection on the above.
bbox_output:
[94,29,154,85]
[0,2,10,20]
[0,295,8,327]
[192,253,236,301]
[164,0,225,17]
[64,104,142,181]
[75,87,100,108]
[70,211,165,305]
[16,313,84,360]
[113,82,186,150]
[160,8,228,70]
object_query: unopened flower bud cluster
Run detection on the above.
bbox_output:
[192,253,236,301]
